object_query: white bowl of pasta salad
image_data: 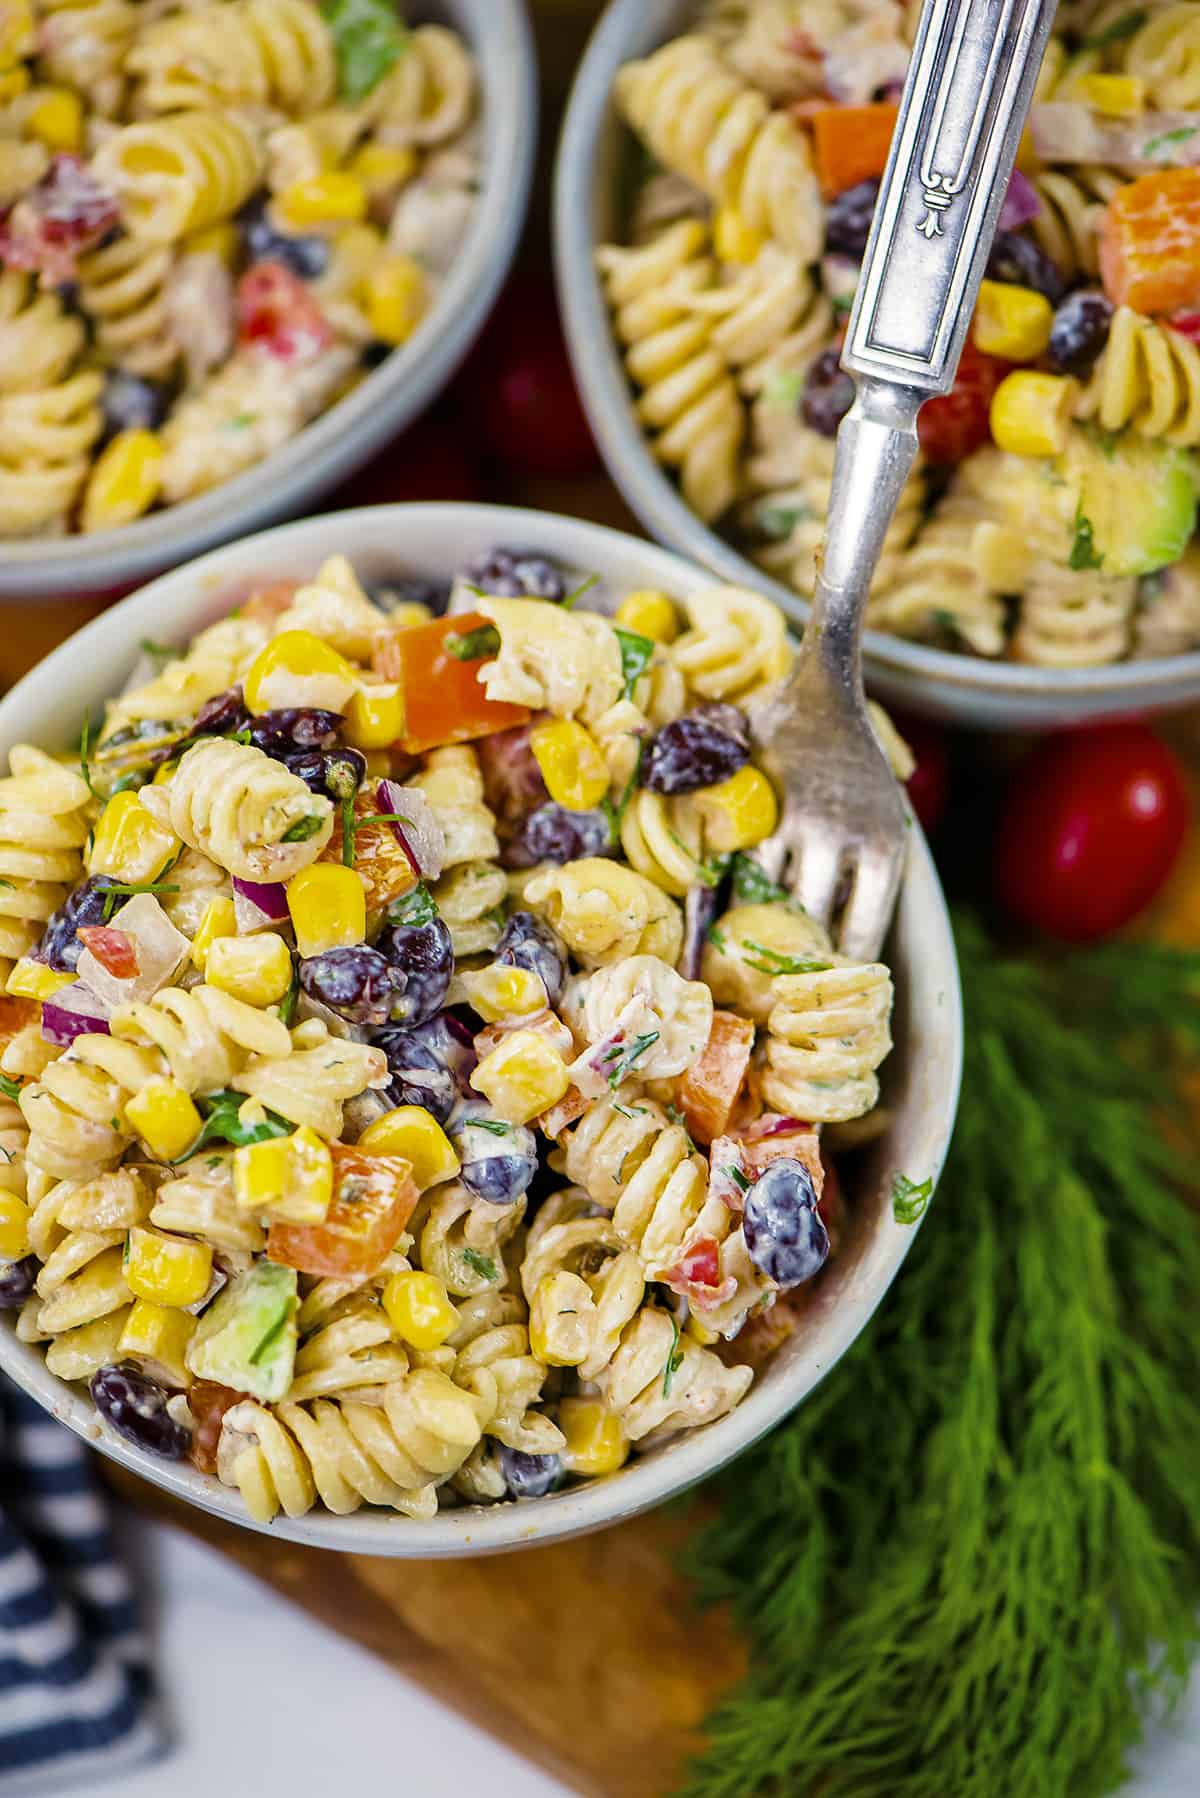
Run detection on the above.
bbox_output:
[0,502,960,1554]
[0,0,535,598]
[555,0,1200,729]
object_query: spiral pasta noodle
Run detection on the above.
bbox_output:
[75,237,179,381]
[368,25,476,148]
[476,598,625,728]
[619,789,708,898]
[231,1017,388,1141]
[520,1190,646,1382]
[37,0,137,115]
[23,1168,149,1338]
[1133,546,1200,657]
[525,858,683,969]
[415,1180,526,1299]
[595,1306,753,1445]
[598,220,745,523]
[433,860,507,958]
[669,585,790,701]
[866,500,1010,657]
[127,0,336,115]
[0,746,92,986]
[20,984,293,1178]
[615,35,822,259]
[150,1153,265,1258]
[1124,4,1200,109]
[1012,563,1138,667]
[1030,166,1124,282]
[406,745,498,869]
[286,1292,409,1402]
[1074,306,1200,446]
[0,273,102,536]
[139,738,334,882]
[91,110,265,245]
[760,963,894,1123]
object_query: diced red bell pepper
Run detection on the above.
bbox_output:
[1170,310,1200,344]
[237,262,333,363]
[808,103,899,198]
[188,1381,245,1475]
[1099,170,1200,315]
[267,1145,418,1279]
[917,341,1010,465]
[675,1011,755,1146]
[77,926,139,979]
[373,611,530,755]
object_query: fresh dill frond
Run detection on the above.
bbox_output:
[679,913,1200,1798]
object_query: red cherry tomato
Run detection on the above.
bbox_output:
[917,342,1010,465]
[458,275,598,476]
[993,722,1188,942]
[892,711,949,834]
[77,926,138,979]
[237,262,332,362]
[1169,309,1200,345]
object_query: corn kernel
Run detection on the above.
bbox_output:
[692,765,778,852]
[6,957,75,1001]
[233,1126,333,1223]
[470,1029,570,1125]
[530,718,610,813]
[460,963,546,1023]
[206,933,293,1007]
[558,1397,628,1477]
[529,1271,590,1367]
[118,1299,196,1387]
[81,430,163,533]
[989,370,1079,458]
[185,221,240,265]
[89,789,180,882]
[1078,73,1146,118]
[124,1225,212,1309]
[382,1269,458,1350]
[278,171,368,230]
[26,87,83,151]
[0,1190,30,1260]
[615,588,678,643]
[360,255,428,346]
[358,1105,459,1189]
[343,680,404,750]
[286,862,366,958]
[124,1078,202,1162]
[713,206,763,264]
[191,895,238,970]
[0,1,34,61]
[243,629,358,715]
[350,143,417,193]
[325,221,383,292]
[973,280,1053,362]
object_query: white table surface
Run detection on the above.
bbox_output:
[93,1512,1200,1798]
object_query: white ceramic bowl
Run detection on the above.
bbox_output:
[1,0,535,602]
[553,0,1200,731]
[0,502,962,1555]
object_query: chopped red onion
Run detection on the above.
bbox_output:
[375,780,445,880]
[745,1113,815,1139]
[41,985,112,1047]
[232,877,289,933]
[999,169,1041,232]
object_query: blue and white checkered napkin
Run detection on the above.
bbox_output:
[0,1375,165,1794]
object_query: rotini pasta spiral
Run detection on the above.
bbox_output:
[598,221,745,523]
[368,24,476,148]
[1133,546,1200,657]
[520,1190,646,1380]
[669,585,790,701]
[286,1291,409,1403]
[23,1168,149,1338]
[274,555,388,661]
[127,0,336,115]
[866,498,1011,657]
[1074,306,1200,446]
[0,746,91,986]
[405,744,498,868]
[760,962,894,1123]
[432,860,507,958]
[0,268,83,394]
[476,599,624,727]
[150,1152,265,1258]
[75,236,179,381]
[447,1304,562,1456]
[139,737,334,882]
[615,35,822,259]
[231,1017,388,1141]
[594,1306,753,1445]
[20,984,292,1178]
[37,0,137,115]
[91,110,265,245]
[525,858,683,969]
[1012,562,1138,667]
[1030,166,1124,281]
[1125,4,1200,109]
[0,270,102,534]
[415,1179,525,1299]
[619,789,708,898]
[102,617,269,737]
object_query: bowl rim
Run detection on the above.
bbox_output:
[0,500,963,1556]
[550,0,1200,711]
[0,0,537,600]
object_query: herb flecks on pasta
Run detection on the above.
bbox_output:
[0,545,903,1521]
[0,4,479,539]
[599,0,1200,666]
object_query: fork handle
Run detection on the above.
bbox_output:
[802,0,1059,690]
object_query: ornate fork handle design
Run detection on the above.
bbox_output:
[844,0,1058,396]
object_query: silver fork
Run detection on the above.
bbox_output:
[749,0,1058,963]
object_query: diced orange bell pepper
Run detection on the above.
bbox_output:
[321,788,416,918]
[675,1011,755,1146]
[1099,169,1200,314]
[266,1144,418,1279]
[0,995,37,1049]
[808,103,898,199]
[373,611,530,755]
[739,1117,825,1200]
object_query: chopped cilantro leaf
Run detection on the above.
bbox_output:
[387,881,438,928]
[613,626,655,701]
[891,1172,934,1225]
[1069,511,1104,571]
[606,1029,660,1088]
[0,1074,23,1102]
[281,814,326,844]
[662,1313,685,1396]
[445,624,501,661]
[320,0,408,102]
[463,1247,498,1282]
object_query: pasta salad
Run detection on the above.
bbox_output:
[600,0,1200,667]
[0,1,478,537]
[0,546,904,1522]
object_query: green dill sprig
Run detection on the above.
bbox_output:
[0,1073,23,1103]
[679,913,1200,1798]
[613,627,655,701]
[444,623,501,661]
[561,573,599,610]
[462,1246,497,1283]
[100,878,180,922]
[603,1030,660,1088]
[662,1312,685,1397]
